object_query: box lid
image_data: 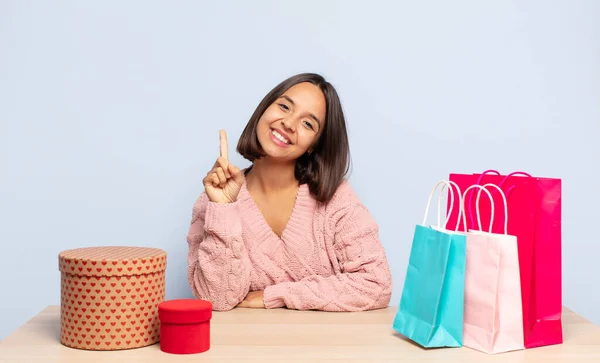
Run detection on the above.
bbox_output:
[158,299,212,324]
[59,246,167,277]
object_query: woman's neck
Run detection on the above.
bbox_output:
[247,158,298,194]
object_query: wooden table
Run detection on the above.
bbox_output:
[1,305,599,362]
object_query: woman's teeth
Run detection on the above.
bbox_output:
[272,130,290,144]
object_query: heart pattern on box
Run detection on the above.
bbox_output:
[59,270,166,350]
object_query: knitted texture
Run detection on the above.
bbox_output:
[186,178,393,312]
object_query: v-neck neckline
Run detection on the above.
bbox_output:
[239,174,308,241]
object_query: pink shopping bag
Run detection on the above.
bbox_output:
[460,184,524,354]
[447,170,562,348]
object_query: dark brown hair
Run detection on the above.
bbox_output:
[237,73,351,203]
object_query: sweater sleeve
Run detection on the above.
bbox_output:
[262,182,393,312]
[186,192,252,311]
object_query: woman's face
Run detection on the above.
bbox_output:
[256,82,326,162]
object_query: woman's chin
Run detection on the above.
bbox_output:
[259,150,298,164]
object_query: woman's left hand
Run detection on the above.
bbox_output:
[237,291,265,308]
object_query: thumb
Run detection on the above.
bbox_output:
[228,164,244,185]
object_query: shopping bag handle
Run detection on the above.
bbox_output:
[461,185,494,232]
[476,169,501,181]
[499,171,532,196]
[465,170,500,229]
[479,183,509,234]
[423,180,462,231]
[499,171,532,184]
[467,170,532,228]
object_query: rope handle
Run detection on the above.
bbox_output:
[423,180,462,231]
[467,170,531,228]
[461,185,494,232]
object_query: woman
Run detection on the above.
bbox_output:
[187,73,392,311]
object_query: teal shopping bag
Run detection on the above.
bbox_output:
[393,180,467,348]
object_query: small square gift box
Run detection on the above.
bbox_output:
[58,246,167,350]
[158,299,213,354]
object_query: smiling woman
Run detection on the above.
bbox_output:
[186,73,393,312]
[237,73,350,204]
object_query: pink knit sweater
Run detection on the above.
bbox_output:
[186,177,393,312]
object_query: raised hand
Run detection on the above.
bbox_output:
[203,130,244,203]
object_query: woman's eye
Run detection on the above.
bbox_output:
[278,104,289,111]
[303,121,315,130]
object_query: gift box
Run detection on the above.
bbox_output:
[58,246,167,350]
[158,299,212,354]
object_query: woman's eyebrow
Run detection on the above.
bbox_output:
[280,95,295,105]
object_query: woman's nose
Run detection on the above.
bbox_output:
[281,118,295,132]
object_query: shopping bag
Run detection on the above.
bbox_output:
[447,170,562,348]
[460,184,524,354]
[393,180,467,348]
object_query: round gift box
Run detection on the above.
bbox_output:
[58,246,167,350]
[158,299,212,354]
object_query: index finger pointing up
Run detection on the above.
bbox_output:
[219,129,228,160]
